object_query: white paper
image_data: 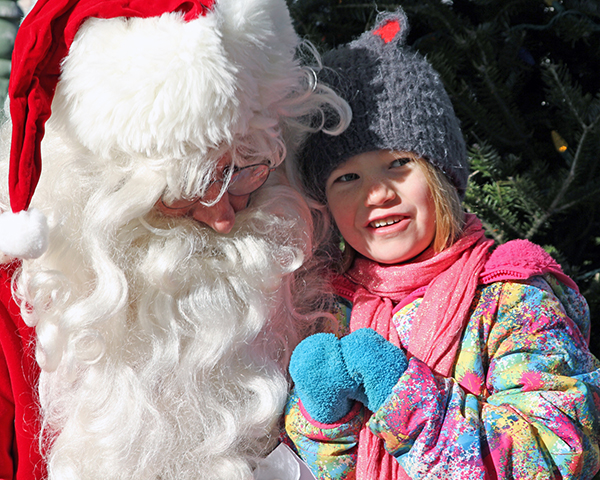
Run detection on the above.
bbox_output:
[254,443,317,480]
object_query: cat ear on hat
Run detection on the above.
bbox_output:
[371,8,409,46]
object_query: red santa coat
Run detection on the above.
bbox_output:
[0,262,44,480]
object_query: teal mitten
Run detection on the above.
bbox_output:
[340,328,408,412]
[289,329,408,424]
[289,333,359,423]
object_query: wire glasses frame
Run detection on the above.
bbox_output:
[160,163,275,211]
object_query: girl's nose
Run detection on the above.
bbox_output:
[364,178,397,207]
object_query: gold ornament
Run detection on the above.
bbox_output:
[551,130,568,153]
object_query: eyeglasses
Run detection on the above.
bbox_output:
[160,163,275,211]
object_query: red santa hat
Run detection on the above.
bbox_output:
[0,0,300,259]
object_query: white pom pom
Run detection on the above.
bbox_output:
[0,208,49,259]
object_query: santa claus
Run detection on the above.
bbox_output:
[0,0,348,479]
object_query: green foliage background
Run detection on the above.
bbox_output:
[288,0,600,358]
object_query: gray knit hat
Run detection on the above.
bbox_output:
[300,8,468,203]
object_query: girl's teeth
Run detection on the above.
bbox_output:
[371,216,402,228]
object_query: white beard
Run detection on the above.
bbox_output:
[14,168,321,479]
[0,27,345,471]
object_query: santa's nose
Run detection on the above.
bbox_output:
[189,191,250,234]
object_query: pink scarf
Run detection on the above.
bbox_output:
[333,214,576,480]
[345,214,493,375]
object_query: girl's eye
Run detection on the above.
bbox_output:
[391,157,411,168]
[335,172,359,183]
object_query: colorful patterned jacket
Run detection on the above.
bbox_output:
[285,274,600,479]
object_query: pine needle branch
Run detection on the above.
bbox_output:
[526,120,598,239]
[524,62,600,239]
[473,53,530,144]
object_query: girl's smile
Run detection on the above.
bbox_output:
[368,214,409,230]
[326,150,436,264]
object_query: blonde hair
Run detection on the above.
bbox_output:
[414,156,465,253]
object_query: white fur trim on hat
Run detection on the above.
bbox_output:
[0,208,49,259]
[53,11,237,159]
[51,0,300,160]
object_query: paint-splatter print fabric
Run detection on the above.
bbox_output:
[285,275,600,479]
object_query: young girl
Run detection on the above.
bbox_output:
[284,9,600,480]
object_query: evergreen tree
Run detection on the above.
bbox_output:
[288,0,600,358]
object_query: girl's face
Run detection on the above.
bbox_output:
[325,150,436,265]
